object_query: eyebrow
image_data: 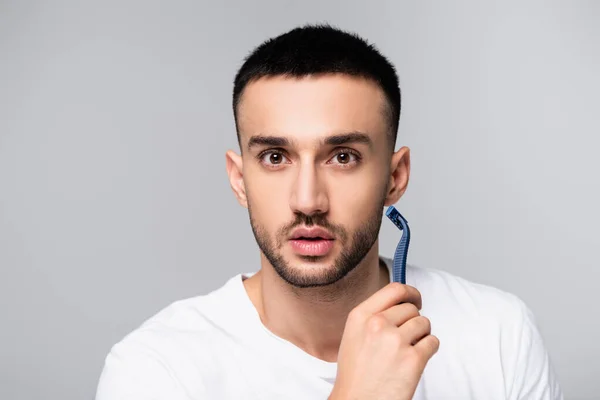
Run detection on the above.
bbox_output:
[247,132,373,151]
[247,135,291,151]
[323,132,373,149]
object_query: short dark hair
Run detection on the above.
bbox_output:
[232,24,401,149]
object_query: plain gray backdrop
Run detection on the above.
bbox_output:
[1,1,599,399]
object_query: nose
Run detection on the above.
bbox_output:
[289,161,329,217]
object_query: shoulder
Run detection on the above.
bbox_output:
[404,262,528,323]
[107,273,241,354]
[380,255,529,325]
[400,263,563,399]
[96,276,240,399]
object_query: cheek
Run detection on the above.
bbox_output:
[327,169,386,209]
[325,170,387,231]
[246,172,291,224]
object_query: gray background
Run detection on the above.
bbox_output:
[1,1,598,399]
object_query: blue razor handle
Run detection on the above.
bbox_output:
[385,205,411,284]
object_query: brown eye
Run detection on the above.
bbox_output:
[270,153,283,164]
[336,153,350,164]
[259,151,289,167]
[331,151,359,165]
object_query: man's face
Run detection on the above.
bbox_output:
[235,74,393,288]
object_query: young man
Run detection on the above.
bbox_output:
[96,25,563,399]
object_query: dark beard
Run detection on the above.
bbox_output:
[248,195,386,288]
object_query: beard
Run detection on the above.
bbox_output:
[247,193,387,288]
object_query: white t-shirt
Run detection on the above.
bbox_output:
[96,257,563,399]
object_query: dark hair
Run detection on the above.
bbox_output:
[232,24,401,149]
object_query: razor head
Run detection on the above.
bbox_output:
[386,205,408,231]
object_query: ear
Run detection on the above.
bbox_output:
[225,150,248,208]
[384,146,411,206]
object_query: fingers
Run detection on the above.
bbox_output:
[398,315,436,349]
[358,282,423,316]
[378,302,420,327]
[413,334,440,360]
[398,315,430,344]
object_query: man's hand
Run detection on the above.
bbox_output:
[329,282,440,400]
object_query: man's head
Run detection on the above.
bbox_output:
[226,24,410,288]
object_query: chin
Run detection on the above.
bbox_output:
[267,248,350,288]
[289,255,341,275]
[287,247,339,264]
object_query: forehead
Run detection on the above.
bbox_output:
[237,74,388,146]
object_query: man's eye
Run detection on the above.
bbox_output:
[330,151,360,165]
[260,151,288,166]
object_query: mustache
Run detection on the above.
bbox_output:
[277,213,346,242]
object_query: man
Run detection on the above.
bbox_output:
[96,25,563,399]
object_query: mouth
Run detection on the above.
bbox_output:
[289,227,335,256]
[289,227,334,240]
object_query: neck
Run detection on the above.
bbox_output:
[242,243,390,362]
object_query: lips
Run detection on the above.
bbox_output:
[289,227,335,256]
[289,227,334,240]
